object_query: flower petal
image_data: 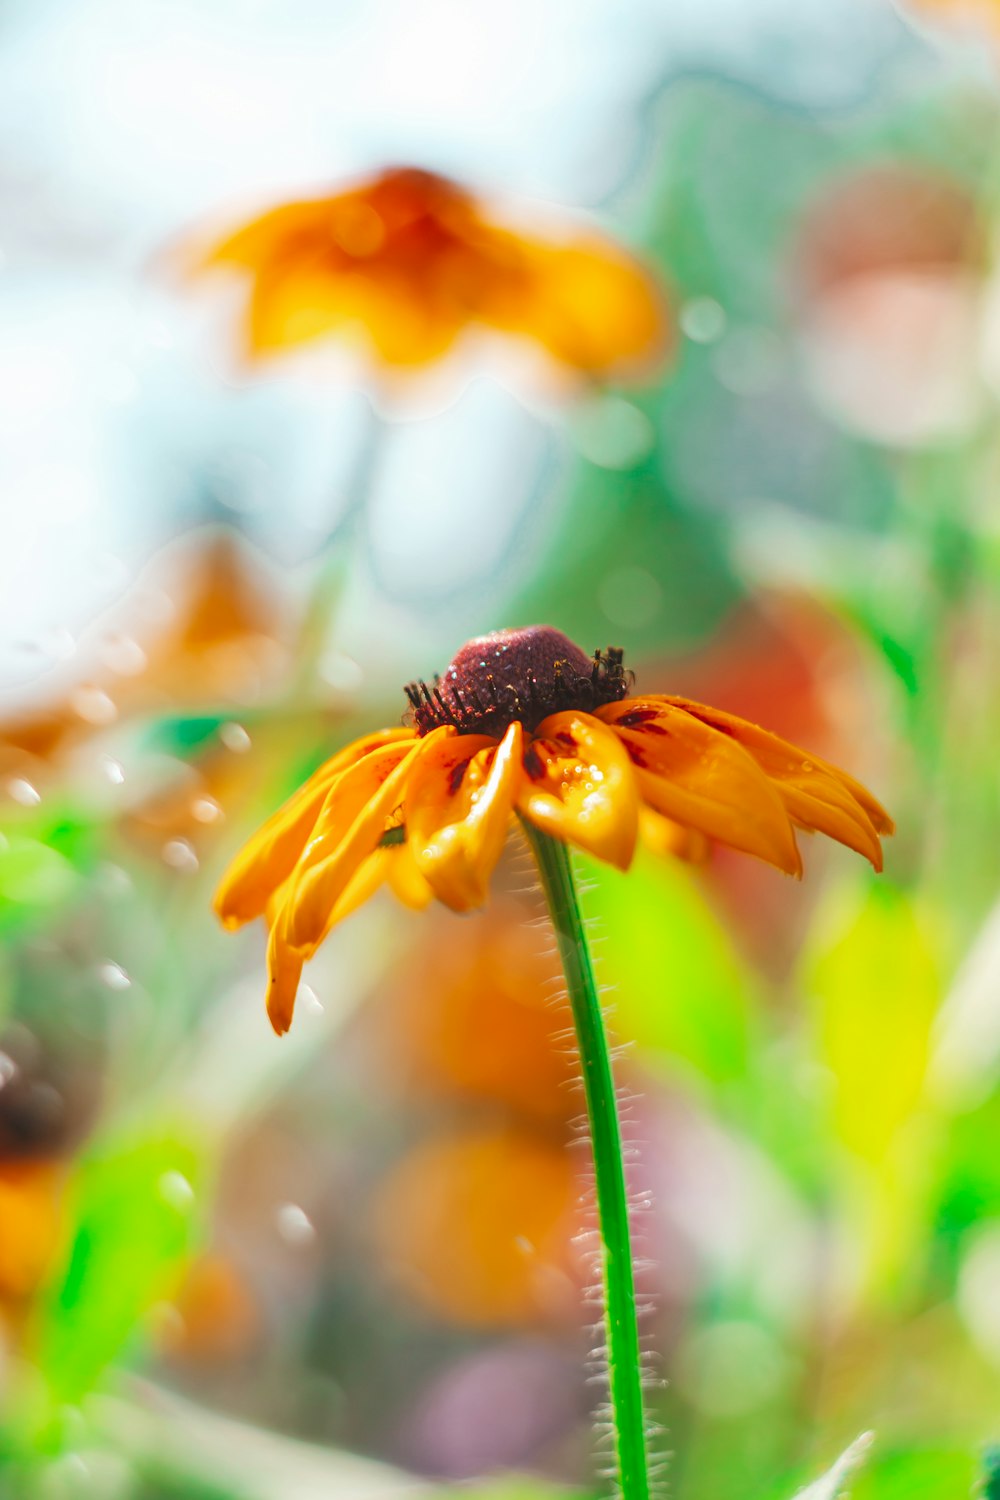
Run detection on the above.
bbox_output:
[597,699,802,875]
[265,846,401,1036]
[646,694,892,868]
[386,843,435,910]
[213,728,415,930]
[407,723,521,911]
[639,805,711,864]
[286,736,434,950]
[488,235,667,377]
[265,905,303,1038]
[518,711,639,870]
[193,199,330,273]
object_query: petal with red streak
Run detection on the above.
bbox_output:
[406,724,521,911]
[517,711,639,870]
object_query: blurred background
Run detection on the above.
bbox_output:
[3,0,1000,1496]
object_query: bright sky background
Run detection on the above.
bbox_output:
[0,0,971,694]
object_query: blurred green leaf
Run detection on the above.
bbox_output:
[849,1445,976,1499]
[807,882,940,1166]
[0,836,77,913]
[577,846,754,1082]
[36,1132,202,1417]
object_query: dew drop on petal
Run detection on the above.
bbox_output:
[276,1203,316,1247]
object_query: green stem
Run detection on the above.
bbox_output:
[522,822,650,1500]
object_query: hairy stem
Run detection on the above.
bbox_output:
[522,822,650,1500]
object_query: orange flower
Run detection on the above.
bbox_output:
[214,626,893,1036]
[187,166,667,378]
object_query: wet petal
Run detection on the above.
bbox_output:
[213,728,415,930]
[518,711,639,870]
[642,694,892,868]
[598,699,802,876]
[286,736,434,950]
[406,724,521,911]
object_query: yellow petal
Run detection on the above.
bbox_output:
[213,728,414,931]
[639,805,711,864]
[489,234,667,377]
[386,843,435,910]
[649,694,892,865]
[406,723,521,911]
[598,699,802,876]
[265,905,303,1037]
[193,198,332,273]
[286,736,433,950]
[517,711,639,870]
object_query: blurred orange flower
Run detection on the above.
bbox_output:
[0,531,285,786]
[214,625,893,1034]
[187,166,668,379]
[158,1252,260,1367]
[0,1160,64,1303]
[370,1125,580,1327]
[378,902,577,1126]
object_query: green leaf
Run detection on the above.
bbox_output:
[576,845,754,1082]
[982,1446,1000,1500]
[0,837,77,911]
[36,1132,202,1417]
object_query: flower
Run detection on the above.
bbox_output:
[214,625,893,1035]
[186,165,667,378]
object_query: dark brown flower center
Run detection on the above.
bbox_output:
[405,626,629,738]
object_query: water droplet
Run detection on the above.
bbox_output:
[219,722,251,753]
[69,684,118,725]
[101,756,125,785]
[99,633,147,677]
[680,296,727,344]
[162,839,199,873]
[191,796,222,824]
[276,1203,316,1247]
[7,777,40,807]
[96,862,132,897]
[299,983,324,1015]
[320,652,364,693]
[159,1171,195,1213]
[97,961,131,991]
[39,627,77,662]
[0,1052,18,1089]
